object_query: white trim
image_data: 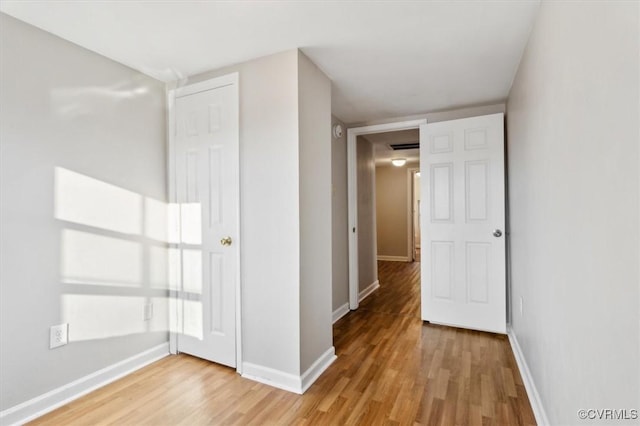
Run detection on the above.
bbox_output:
[507,327,550,426]
[332,302,350,323]
[174,73,237,98]
[241,347,336,395]
[377,255,410,262]
[358,280,380,302]
[347,129,359,310]
[301,347,337,393]
[0,343,170,426]
[167,72,243,373]
[242,363,303,394]
[372,154,379,284]
[166,87,179,356]
[407,167,419,261]
[231,75,243,375]
[347,119,426,312]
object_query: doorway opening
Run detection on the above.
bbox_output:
[347,113,507,334]
[346,119,426,311]
[369,130,421,265]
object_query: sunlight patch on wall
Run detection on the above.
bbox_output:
[54,166,201,343]
[167,203,181,244]
[150,297,170,333]
[61,229,143,287]
[51,81,151,120]
[62,295,146,341]
[55,167,143,235]
[149,245,169,289]
[145,197,169,242]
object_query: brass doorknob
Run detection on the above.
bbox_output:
[220,236,232,246]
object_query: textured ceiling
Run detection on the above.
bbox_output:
[0,1,539,123]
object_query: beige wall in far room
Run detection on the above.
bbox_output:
[375,161,418,260]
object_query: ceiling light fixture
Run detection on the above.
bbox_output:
[391,158,406,167]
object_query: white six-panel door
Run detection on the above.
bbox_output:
[173,76,239,366]
[420,113,506,334]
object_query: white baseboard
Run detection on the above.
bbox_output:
[332,302,350,324]
[359,280,380,302]
[242,346,336,394]
[377,255,410,262]
[507,328,549,426]
[300,347,337,393]
[242,362,304,394]
[0,342,170,426]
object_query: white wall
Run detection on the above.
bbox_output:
[0,14,168,410]
[298,51,333,372]
[375,161,419,259]
[506,1,639,424]
[331,115,349,312]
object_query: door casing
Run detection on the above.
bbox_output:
[407,167,420,262]
[346,119,426,310]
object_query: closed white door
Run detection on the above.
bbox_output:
[173,76,239,366]
[420,113,506,334]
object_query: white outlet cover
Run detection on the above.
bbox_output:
[50,323,68,349]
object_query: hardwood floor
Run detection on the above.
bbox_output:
[30,261,536,425]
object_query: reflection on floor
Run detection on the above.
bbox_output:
[30,261,536,425]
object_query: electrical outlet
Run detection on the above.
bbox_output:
[519,297,524,316]
[50,323,68,349]
[144,303,154,321]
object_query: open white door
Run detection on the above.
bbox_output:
[172,75,239,367]
[420,113,506,334]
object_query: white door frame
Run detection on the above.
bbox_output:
[407,167,420,262]
[347,119,426,310]
[166,73,243,373]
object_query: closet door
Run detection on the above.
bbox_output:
[173,75,239,366]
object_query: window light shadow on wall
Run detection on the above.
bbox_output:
[50,81,151,120]
[54,167,203,342]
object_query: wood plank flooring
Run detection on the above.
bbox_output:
[30,261,536,425]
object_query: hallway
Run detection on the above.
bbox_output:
[30,261,536,425]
